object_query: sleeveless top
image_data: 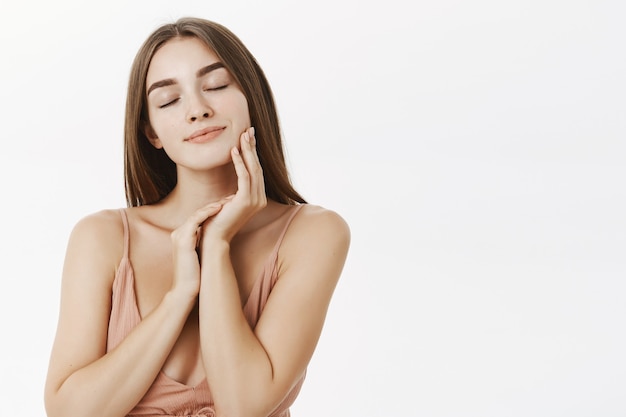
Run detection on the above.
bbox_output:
[107,205,305,417]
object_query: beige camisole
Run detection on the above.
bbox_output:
[107,205,305,417]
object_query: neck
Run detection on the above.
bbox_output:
[159,164,238,222]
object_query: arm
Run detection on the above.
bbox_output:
[44,208,215,417]
[200,209,349,417]
[198,129,351,417]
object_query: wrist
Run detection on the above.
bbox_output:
[165,286,198,311]
[201,235,231,256]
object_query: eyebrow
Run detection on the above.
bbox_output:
[146,62,225,96]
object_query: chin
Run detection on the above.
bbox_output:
[190,152,235,172]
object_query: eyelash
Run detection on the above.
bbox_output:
[160,99,178,109]
[204,84,228,92]
[159,85,229,109]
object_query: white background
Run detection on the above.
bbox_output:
[1,0,625,415]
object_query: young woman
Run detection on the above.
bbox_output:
[44,17,350,417]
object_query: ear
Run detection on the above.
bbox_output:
[142,121,163,149]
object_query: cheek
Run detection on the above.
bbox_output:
[232,93,251,127]
[148,113,176,138]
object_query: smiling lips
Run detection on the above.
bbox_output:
[186,126,226,143]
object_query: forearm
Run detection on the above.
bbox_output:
[47,291,195,417]
[199,240,277,417]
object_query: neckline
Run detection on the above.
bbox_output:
[121,205,302,319]
[158,370,209,389]
[121,258,272,389]
[115,204,303,389]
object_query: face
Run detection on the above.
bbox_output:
[144,36,251,171]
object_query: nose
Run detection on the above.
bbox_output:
[186,93,213,123]
[189,112,210,122]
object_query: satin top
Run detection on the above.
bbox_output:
[107,206,305,416]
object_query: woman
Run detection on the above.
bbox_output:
[44,17,350,417]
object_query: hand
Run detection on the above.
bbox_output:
[200,127,267,244]
[170,201,226,298]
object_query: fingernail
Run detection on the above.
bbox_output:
[250,126,255,136]
[232,147,240,155]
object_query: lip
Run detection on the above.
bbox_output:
[186,126,226,143]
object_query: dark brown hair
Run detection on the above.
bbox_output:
[124,17,306,206]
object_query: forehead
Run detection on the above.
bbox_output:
[146,37,221,85]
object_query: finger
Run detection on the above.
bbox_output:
[241,128,265,203]
[248,128,266,204]
[185,203,222,233]
[171,203,222,250]
[212,194,235,206]
[239,130,258,197]
[231,145,251,198]
[239,128,255,168]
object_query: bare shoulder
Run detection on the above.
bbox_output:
[282,204,351,262]
[70,209,123,243]
[66,208,125,272]
[294,204,350,240]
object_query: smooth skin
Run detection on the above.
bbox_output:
[44,37,350,417]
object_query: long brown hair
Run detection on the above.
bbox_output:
[124,17,306,207]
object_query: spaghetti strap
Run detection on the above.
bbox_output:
[269,204,304,259]
[118,208,130,259]
[275,205,304,251]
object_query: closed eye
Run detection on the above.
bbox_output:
[205,84,229,91]
[159,98,179,108]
